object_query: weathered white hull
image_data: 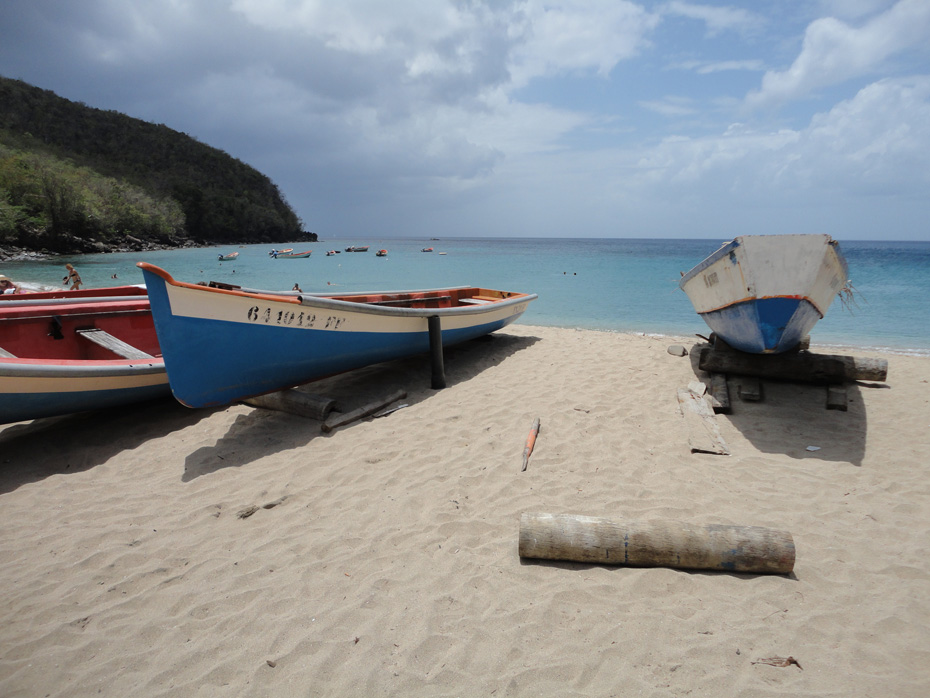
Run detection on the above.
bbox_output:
[679,235,848,354]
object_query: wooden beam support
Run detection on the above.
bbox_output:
[242,389,338,420]
[700,346,887,384]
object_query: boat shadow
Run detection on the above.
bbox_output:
[0,396,220,493]
[181,331,540,480]
[687,342,871,467]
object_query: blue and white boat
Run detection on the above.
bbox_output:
[136,263,537,408]
[679,234,849,354]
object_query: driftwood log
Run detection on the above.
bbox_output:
[242,389,338,420]
[321,389,407,433]
[700,346,887,384]
[518,512,795,574]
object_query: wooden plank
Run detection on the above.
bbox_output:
[826,384,848,411]
[518,512,795,574]
[677,386,730,455]
[76,328,154,360]
[708,373,730,414]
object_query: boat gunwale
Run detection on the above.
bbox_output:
[0,358,166,377]
[137,263,537,318]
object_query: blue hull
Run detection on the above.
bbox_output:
[1,384,169,424]
[141,267,525,408]
[700,297,822,354]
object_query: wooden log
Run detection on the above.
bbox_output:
[428,315,446,390]
[826,384,848,411]
[518,512,795,575]
[700,346,887,384]
[321,389,407,433]
[242,389,338,420]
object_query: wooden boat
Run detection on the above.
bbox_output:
[421,247,434,252]
[0,291,168,424]
[136,262,537,408]
[326,250,337,256]
[345,245,369,252]
[376,249,388,257]
[269,248,293,257]
[275,250,312,259]
[218,252,239,261]
[679,234,849,354]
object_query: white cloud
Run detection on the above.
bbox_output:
[746,0,930,109]
[662,1,764,37]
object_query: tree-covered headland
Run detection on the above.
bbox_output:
[0,76,314,255]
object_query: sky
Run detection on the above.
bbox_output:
[1,0,929,241]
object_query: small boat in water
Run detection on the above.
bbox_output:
[0,289,168,424]
[345,245,370,252]
[269,248,293,258]
[421,247,434,252]
[137,263,537,408]
[326,250,337,256]
[275,250,312,259]
[376,249,388,257]
[218,252,239,261]
[679,234,849,354]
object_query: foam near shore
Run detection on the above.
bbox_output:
[1,325,928,697]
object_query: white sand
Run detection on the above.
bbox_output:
[1,325,928,697]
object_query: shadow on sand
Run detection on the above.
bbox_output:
[686,341,879,467]
[180,331,541,480]
[0,396,220,494]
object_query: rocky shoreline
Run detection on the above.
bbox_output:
[0,238,202,262]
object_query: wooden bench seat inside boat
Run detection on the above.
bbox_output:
[76,328,155,360]
[365,295,453,306]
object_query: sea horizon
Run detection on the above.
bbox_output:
[3,236,929,355]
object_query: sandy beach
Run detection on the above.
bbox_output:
[1,325,928,697]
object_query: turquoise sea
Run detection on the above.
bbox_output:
[4,237,929,355]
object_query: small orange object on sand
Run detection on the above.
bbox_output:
[522,417,541,471]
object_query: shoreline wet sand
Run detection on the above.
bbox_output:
[1,325,928,697]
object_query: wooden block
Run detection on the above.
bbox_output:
[826,384,848,411]
[737,375,762,402]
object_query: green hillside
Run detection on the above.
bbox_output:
[0,76,311,254]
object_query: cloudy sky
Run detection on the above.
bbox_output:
[1,0,928,240]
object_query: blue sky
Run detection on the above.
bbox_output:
[1,0,928,240]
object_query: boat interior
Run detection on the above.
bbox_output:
[0,300,160,361]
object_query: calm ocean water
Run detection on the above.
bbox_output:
[5,237,929,354]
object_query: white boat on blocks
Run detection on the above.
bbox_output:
[679,234,849,354]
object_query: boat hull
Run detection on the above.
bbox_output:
[0,361,168,424]
[679,235,848,354]
[138,263,535,408]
